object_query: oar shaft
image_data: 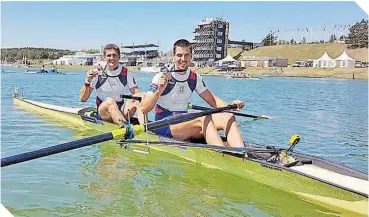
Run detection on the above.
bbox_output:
[1,132,113,167]
[1,127,135,168]
[189,104,270,119]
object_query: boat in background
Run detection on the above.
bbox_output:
[25,68,66,75]
[139,66,161,73]
[224,74,261,80]
[139,61,163,73]
[1,63,13,67]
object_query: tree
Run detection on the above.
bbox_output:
[1,48,78,63]
[262,33,278,46]
[290,39,296,45]
[302,37,307,44]
[329,34,337,43]
[82,49,100,54]
[348,18,368,48]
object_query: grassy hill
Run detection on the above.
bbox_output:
[228,44,368,65]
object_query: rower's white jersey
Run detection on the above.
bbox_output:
[148,69,208,112]
[90,65,137,102]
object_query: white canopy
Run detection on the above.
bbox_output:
[317,51,333,61]
[215,53,237,66]
[334,50,355,68]
[220,53,237,62]
[334,50,355,61]
[316,51,336,68]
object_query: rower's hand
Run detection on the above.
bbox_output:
[157,72,168,94]
[86,69,98,82]
[231,100,245,110]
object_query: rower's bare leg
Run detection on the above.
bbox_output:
[123,92,146,124]
[98,98,126,124]
[170,116,224,146]
[211,113,245,147]
[202,115,225,146]
[124,100,145,124]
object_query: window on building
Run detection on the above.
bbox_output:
[216,54,221,59]
[218,24,223,28]
[217,39,223,43]
[217,47,222,51]
[217,32,223,36]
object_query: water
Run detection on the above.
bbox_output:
[1,68,367,217]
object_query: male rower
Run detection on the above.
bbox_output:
[79,44,145,125]
[141,39,245,147]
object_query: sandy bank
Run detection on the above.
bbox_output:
[192,67,368,80]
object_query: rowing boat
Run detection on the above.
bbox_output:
[11,93,368,216]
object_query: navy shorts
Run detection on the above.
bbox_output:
[153,112,187,138]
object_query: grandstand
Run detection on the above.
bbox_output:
[120,43,160,66]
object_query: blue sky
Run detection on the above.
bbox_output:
[1,1,367,51]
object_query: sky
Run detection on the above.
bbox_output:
[1,1,367,52]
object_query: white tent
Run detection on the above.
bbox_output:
[216,53,237,66]
[316,51,336,68]
[334,50,356,68]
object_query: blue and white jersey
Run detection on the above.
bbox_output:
[148,68,208,119]
[90,65,137,108]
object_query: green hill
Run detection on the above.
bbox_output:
[229,44,368,64]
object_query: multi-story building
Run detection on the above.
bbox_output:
[192,18,229,67]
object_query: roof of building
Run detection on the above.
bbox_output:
[121,44,159,49]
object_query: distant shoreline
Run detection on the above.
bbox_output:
[194,66,368,80]
[12,64,367,80]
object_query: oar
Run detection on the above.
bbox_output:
[188,104,273,119]
[120,95,272,119]
[118,139,279,154]
[121,95,273,119]
[1,104,237,167]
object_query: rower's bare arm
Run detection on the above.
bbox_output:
[80,69,98,102]
[141,92,160,114]
[200,90,229,108]
[141,73,167,114]
[79,85,93,102]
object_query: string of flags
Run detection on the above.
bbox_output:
[269,24,353,34]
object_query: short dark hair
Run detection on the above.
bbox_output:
[104,44,120,57]
[173,39,192,55]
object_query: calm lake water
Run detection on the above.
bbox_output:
[1,67,368,217]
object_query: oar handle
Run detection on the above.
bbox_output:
[121,95,142,102]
